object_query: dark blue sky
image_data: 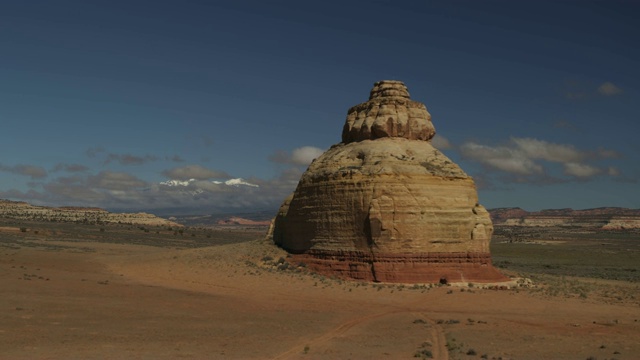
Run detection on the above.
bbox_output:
[1,1,638,213]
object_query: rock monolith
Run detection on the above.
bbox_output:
[269,80,507,283]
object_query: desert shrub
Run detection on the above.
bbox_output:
[414,349,433,358]
[20,227,27,232]
[467,348,477,355]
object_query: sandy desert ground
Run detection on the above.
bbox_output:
[1,223,639,360]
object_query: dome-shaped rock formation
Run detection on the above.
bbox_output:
[269,80,507,283]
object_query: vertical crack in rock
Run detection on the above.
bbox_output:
[268,80,508,283]
[366,186,381,282]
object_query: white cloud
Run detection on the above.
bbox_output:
[269,146,325,166]
[563,163,600,178]
[598,82,623,96]
[291,146,324,165]
[459,142,543,175]
[511,137,583,162]
[431,134,452,149]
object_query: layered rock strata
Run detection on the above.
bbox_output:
[270,80,506,283]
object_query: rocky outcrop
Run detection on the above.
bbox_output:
[0,199,181,227]
[488,208,529,224]
[270,80,506,283]
[342,80,436,143]
[602,218,640,230]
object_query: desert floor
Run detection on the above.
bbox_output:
[1,225,639,360]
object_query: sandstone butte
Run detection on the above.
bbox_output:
[268,80,508,284]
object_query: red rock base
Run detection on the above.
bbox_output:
[291,250,508,283]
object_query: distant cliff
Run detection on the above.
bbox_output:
[0,199,182,227]
[489,207,640,229]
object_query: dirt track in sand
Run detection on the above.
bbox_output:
[2,236,639,360]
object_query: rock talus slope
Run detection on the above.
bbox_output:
[271,80,506,283]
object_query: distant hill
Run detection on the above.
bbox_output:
[0,199,181,227]
[168,211,274,227]
[488,207,640,229]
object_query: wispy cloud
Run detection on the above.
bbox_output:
[553,120,580,132]
[564,80,623,99]
[460,142,543,175]
[563,163,601,178]
[597,81,623,96]
[162,164,231,181]
[105,153,158,165]
[28,172,148,206]
[0,164,48,179]
[86,147,105,158]
[459,137,620,182]
[87,147,184,165]
[166,155,186,163]
[52,163,89,173]
[88,171,148,190]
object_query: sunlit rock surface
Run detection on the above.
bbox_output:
[270,80,506,283]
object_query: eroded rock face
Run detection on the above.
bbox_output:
[342,80,435,143]
[271,80,506,283]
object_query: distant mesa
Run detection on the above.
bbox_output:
[0,199,181,227]
[489,207,640,229]
[217,217,271,226]
[267,80,507,283]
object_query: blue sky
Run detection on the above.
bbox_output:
[1,1,638,214]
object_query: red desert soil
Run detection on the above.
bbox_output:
[2,238,639,360]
